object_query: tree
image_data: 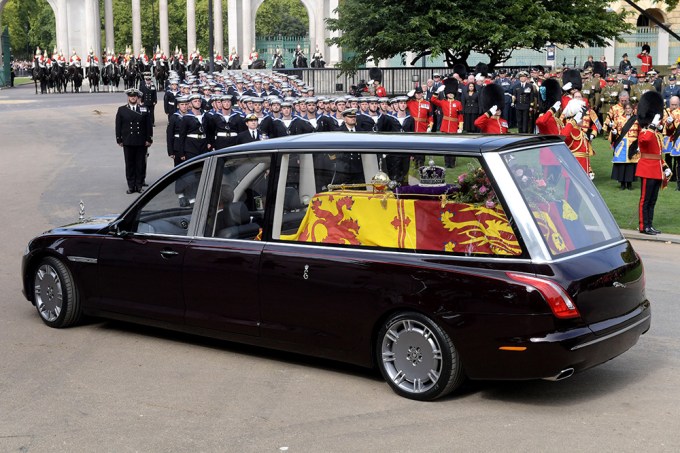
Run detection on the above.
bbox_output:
[255,0,308,37]
[3,0,55,59]
[326,0,649,72]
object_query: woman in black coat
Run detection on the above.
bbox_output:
[462,83,481,132]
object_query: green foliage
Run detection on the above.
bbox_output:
[256,0,309,37]
[3,0,55,59]
[327,0,633,73]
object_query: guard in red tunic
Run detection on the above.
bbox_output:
[637,45,653,75]
[536,78,564,182]
[430,78,464,133]
[474,84,508,133]
[561,99,592,176]
[635,91,669,234]
[406,86,433,133]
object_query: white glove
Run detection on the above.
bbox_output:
[667,116,674,124]
[562,82,572,91]
[611,129,618,135]
[426,126,432,132]
[552,101,561,111]
[665,168,672,178]
[489,105,498,116]
[457,128,463,134]
[407,89,415,97]
[436,85,446,93]
[589,171,595,180]
[651,114,661,127]
[574,112,583,123]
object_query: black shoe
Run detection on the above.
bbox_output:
[126,189,135,194]
[650,227,662,234]
[135,187,143,193]
[620,185,626,190]
[641,227,658,235]
[142,183,149,187]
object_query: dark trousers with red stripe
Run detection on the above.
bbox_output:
[638,177,661,231]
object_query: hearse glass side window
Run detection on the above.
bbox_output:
[203,154,271,240]
[131,162,204,236]
[274,152,522,257]
[502,144,621,256]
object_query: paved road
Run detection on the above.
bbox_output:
[1,84,679,452]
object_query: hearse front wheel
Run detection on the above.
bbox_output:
[33,257,82,328]
[377,312,464,401]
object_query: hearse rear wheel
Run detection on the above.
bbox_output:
[377,312,464,401]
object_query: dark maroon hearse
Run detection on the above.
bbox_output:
[22,133,650,400]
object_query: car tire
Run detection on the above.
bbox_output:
[33,256,82,328]
[377,312,465,401]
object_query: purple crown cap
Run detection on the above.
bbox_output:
[418,160,446,186]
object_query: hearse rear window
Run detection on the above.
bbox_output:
[502,144,621,256]
[274,152,522,257]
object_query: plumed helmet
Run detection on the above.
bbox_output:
[593,61,606,78]
[480,83,505,112]
[637,90,664,128]
[36,47,42,56]
[453,63,467,79]
[642,44,651,53]
[475,62,489,78]
[562,69,582,91]
[542,78,562,111]
[443,77,459,96]
[563,98,586,119]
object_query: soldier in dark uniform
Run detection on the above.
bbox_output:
[512,71,537,133]
[167,95,189,166]
[115,88,153,194]
[206,95,246,149]
[164,78,180,120]
[495,68,514,127]
[178,94,209,161]
[139,72,158,127]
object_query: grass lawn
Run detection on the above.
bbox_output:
[10,77,33,86]
[590,137,680,234]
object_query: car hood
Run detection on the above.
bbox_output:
[46,215,118,235]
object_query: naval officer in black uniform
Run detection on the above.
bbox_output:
[115,88,153,194]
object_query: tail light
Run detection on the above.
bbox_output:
[507,272,581,319]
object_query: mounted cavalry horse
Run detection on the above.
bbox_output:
[102,59,121,92]
[32,58,48,95]
[189,56,205,76]
[273,53,285,69]
[67,61,83,93]
[293,51,308,68]
[170,55,186,81]
[153,57,169,91]
[123,56,138,90]
[85,55,100,92]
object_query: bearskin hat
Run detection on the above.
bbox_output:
[368,67,383,84]
[637,91,664,128]
[642,44,651,53]
[593,61,606,78]
[562,69,582,91]
[443,77,459,96]
[480,83,505,112]
[475,62,489,78]
[543,78,562,111]
[453,63,467,79]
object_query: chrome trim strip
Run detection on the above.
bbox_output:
[67,256,98,264]
[570,315,651,351]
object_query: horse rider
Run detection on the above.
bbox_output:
[69,49,81,65]
[33,47,46,68]
[228,47,239,69]
[247,47,259,66]
[86,48,99,66]
[138,47,149,66]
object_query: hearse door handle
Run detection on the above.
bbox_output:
[160,248,179,259]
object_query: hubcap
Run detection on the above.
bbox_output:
[34,264,63,322]
[381,319,443,394]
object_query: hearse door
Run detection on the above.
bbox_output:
[97,162,206,323]
[181,154,272,337]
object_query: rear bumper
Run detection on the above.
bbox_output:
[461,301,651,380]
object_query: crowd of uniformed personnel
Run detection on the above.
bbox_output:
[114,46,677,234]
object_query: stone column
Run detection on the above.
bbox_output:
[328,0,341,65]
[84,0,101,58]
[55,0,69,56]
[159,0,169,56]
[214,0,224,57]
[132,0,141,56]
[187,0,196,55]
[658,26,670,66]
[104,0,114,53]
[242,0,252,60]
[227,0,239,56]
